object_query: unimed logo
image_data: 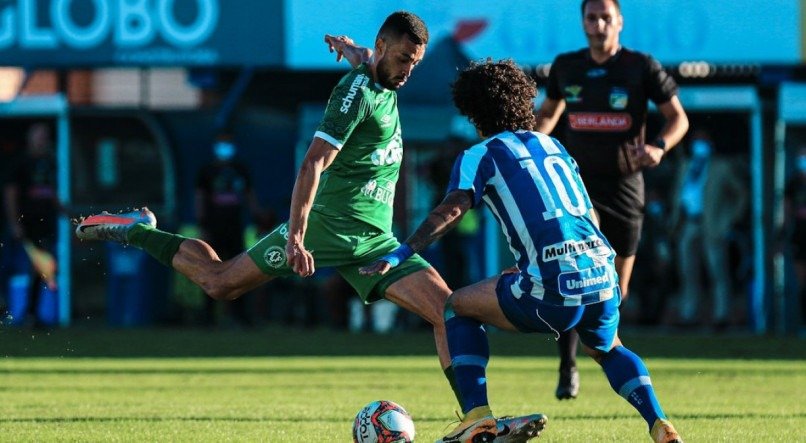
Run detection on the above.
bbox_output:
[0,0,220,50]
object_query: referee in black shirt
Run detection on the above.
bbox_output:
[536,0,689,400]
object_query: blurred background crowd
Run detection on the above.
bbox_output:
[0,0,804,335]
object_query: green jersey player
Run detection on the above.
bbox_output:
[244,61,422,302]
[77,10,444,360]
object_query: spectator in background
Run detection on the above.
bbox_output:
[534,0,689,399]
[2,123,60,328]
[631,147,680,325]
[631,189,674,326]
[783,146,806,325]
[195,131,267,327]
[671,130,747,329]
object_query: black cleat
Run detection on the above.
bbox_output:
[555,367,579,400]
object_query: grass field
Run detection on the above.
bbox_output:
[1,325,803,442]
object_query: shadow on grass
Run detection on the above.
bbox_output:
[0,325,802,360]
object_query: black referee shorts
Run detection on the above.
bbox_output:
[592,205,643,257]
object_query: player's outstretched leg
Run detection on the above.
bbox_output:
[76,207,269,301]
[555,329,580,399]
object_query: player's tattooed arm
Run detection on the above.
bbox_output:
[358,190,472,276]
[406,190,473,253]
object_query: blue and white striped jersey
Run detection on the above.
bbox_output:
[447,130,618,306]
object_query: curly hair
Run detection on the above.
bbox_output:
[452,59,536,137]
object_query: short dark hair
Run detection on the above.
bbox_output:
[378,11,429,45]
[452,59,536,136]
[581,0,621,16]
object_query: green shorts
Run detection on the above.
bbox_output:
[246,211,430,302]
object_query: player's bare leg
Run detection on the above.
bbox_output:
[76,207,272,301]
[384,267,452,368]
[171,240,272,300]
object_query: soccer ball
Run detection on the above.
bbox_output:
[352,400,415,443]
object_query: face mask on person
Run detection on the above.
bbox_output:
[691,140,712,159]
[214,142,235,161]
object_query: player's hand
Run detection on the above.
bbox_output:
[286,241,315,277]
[324,34,355,62]
[500,266,519,275]
[358,244,414,276]
[358,259,393,276]
[639,144,665,168]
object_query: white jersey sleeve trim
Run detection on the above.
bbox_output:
[314,131,344,150]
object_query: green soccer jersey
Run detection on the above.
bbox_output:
[312,63,402,232]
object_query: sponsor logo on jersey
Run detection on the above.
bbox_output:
[568,112,632,131]
[268,223,290,241]
[361,179,378,195]
[542,237,607,262]
[587,68,607,78]
[380,114,393,128]
[565,273,610,291]
[279,224,290,240]
[264,246,286,269]
[558,266,614,296]
[361,179,395,207]
[564,85,583,103]
[609,88,629,110]
[371,132,403,166]
[340,74,369,113]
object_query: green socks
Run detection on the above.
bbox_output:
[127,224,186,268]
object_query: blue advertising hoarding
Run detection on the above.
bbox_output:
[286,0,803,68]
[0,0,284,67]
[0,0,802,68]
